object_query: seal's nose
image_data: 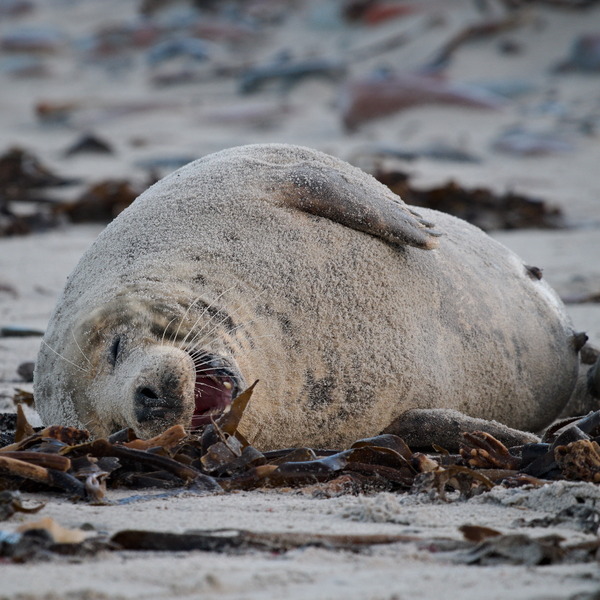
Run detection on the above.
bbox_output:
[134,385,181,423]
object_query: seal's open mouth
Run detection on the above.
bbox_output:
[190,356,239,428]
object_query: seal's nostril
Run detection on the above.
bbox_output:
[139,386,159,400]
[134,385,181,423]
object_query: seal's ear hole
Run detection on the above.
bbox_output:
[108,335,123,367]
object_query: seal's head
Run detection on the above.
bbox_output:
[35,290,243,438]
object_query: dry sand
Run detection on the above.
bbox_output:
[1,1,600,598]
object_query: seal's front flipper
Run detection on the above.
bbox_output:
[280,164,442,250]
[383,408,540,452]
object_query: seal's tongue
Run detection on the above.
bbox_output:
[191,374,234,428]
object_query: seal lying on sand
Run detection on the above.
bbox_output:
[34,143,586,449]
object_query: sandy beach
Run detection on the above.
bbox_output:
[1,1,600,598]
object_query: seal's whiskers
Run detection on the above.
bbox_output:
[187,328,274,363]
[40,339,89,373]
[182,303,242,353]
[191,365,244,382]
[169,294,204,345]
[184,314,267,358]
[181,288,267,354]
[80,415,101,432]
[160,316,179,346]
[71,330,92,367]
[195,380,233,394]
[176,285,238,349]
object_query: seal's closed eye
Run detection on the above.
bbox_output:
[109,335,123,367]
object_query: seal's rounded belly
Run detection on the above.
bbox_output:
[33,143,579,449]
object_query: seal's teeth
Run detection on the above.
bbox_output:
[223,381,233,390]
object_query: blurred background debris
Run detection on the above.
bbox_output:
[0,0,597,235]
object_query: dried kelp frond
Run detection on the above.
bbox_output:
[14,404,34,443]
[523,410,600,480]
[459,524,502,543]
[298,473,375,498]
[450,533,566,566]
[0,451,70,471]
[53,179,141,223]
[449,528,600,566]
[217,381,258,436]
[514,505,600,535]
[0,454,86,497]
[111,528,418,554]
[460,431,521,470]
[374,168,564,231]
[412,464,495,501]
[12,388,34,405]
[0,490,44,521]
[264,447,318,465]
[555,440,600,483]
[0,517,111,562]
[68,439,213,486]
[17,517,89,544]
[122,424,186,450]
[0,146,78,237]
[255,444,415,491]
[0,147,74,197]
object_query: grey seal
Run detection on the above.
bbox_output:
[34,143,585,449]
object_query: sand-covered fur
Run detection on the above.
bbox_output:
[34,143,579,448]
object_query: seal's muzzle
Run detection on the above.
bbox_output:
[124,345,196,436]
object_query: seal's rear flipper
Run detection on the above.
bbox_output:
[559,342,600,418]
[383,408,540,452]
[280,165,442,250]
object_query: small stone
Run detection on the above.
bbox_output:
[17,361,35,382]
